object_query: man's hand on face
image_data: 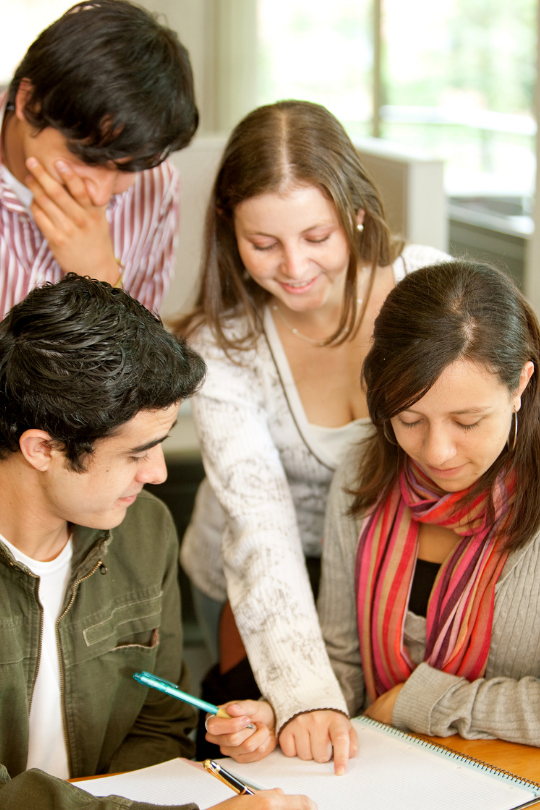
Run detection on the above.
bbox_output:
[25,156,122,284]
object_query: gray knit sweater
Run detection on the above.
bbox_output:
[319,447,540,744]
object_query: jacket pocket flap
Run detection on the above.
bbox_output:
[83,595,162,646]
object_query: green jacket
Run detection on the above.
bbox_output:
[0,491,200,810]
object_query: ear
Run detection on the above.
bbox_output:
[513,360,535,411]
[356,208,365,227]
[14,78,33,123]
[19,430,56,472]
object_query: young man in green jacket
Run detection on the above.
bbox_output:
[0,275,316,810]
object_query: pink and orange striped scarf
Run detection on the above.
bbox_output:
[355,461,513,702]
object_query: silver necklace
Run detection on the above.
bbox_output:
[271,304,327,345]
[272,268,370,346]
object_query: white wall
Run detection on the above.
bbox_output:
[139,0,258,134]
[163,136,226,319]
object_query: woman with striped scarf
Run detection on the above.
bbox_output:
[317,259,540,745]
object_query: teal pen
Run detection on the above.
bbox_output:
[133,671,255,728]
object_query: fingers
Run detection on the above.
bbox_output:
[215,725,277,763]
[211,789,317,809]
[223,700,276,728]
[328,718,358,775]
[55,159,94,207]
[279,711,357,775]
[206,700,277,763]
[252,790,317,809]
[26,157,92,224]
[23,155,117,280]
[205,712,256,741]
[206,717,276,763]
[280,722,331,764]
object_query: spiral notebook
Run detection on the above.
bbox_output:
[224,716,540,810]
[73,716,540,810]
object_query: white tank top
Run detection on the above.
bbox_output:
[263,257,407,468]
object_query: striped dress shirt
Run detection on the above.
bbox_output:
[0,93,180,318]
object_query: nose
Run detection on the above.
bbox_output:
[281,244,308,279]
[422,425,457,468]
[137,444,168,486]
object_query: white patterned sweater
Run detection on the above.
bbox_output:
[181,244,451,732]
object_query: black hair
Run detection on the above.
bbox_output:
[353,260,540,550]
[7,0,198,171]
[0,274,206,471]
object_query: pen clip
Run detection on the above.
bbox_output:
[137,671,179,690]
[203,759,239,794]
[203,759,254,795]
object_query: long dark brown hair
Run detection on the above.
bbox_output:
[174,99,403,350]
[352,260,540,551]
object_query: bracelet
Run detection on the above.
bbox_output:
[114,256,124,288]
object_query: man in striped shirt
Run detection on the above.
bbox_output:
[0,0,199,319]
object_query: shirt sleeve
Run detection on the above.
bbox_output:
[318,448,366,717]
[393,664,540,745]
[0,766,198,810]
[115,161,180,314]
[191,332,348,733]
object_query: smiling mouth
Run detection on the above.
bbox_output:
[119,491,141,502]
[279,278,317,292]
[285,280,312,287]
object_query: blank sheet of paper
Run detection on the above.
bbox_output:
[72,758,233,808]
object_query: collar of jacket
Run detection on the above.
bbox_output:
[0,525,113,584]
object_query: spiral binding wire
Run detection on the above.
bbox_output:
[360,716,540,793]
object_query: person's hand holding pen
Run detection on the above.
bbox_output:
[206,701,358,775]
[204,759,317,809]
[209,791,316,809]
[205,700,278,762]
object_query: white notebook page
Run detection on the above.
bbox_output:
[225,718,539,810]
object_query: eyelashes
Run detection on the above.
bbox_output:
[397,419,480,431]
[130,453,150,463]
[251,235,331,251]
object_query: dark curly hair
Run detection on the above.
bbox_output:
[7,0,198,171]
[0,274,206,470]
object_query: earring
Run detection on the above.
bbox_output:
[507,409,519,452]
[357,223,364,232]
[383,422,397,446]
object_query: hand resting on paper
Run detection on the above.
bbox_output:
[279,710,358,776]
[206,701,358,775]
[363,684,405,725]
[211,790,317,809]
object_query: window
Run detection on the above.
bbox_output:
[257,0,374,138]
[382,0,536,215]
[257,0,537,216]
